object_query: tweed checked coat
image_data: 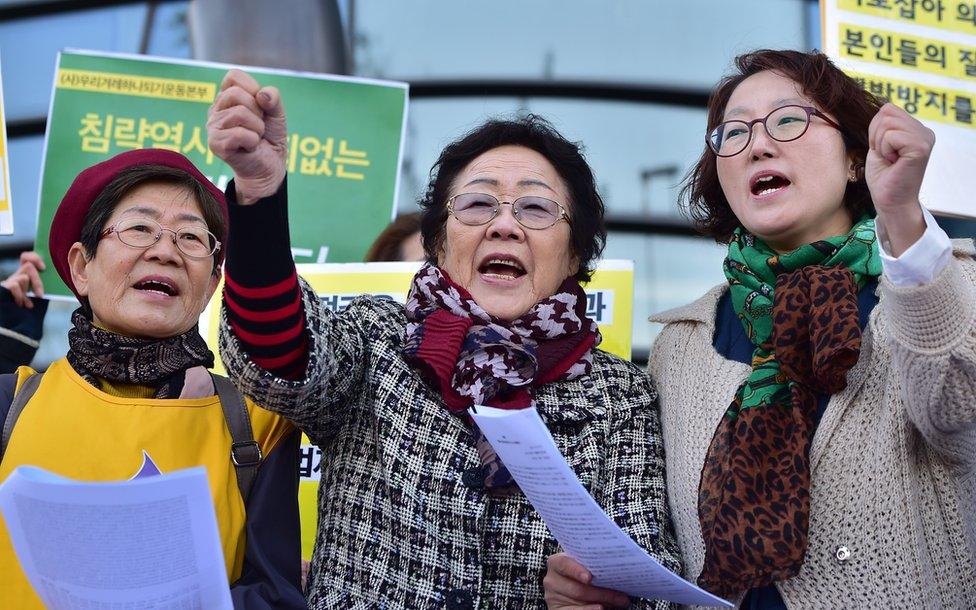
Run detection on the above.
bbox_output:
[220,280,683,609]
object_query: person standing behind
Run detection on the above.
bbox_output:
[364,212,425,262]
[0,252,48,373]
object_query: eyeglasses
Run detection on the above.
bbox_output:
[100,217,221,259]
[447,193,570,230]
[706,104,843,158]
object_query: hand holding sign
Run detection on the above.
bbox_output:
[865,102,935,256]
[207,69,288,205]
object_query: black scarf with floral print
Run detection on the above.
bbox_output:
[66,307,215,398]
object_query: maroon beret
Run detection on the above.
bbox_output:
[49,148,227,299]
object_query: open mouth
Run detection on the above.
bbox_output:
[478,256,527,280]
[750,173,791,197]
[133,278,179,297]
[749,172,792,197]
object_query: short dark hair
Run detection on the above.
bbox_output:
[78,164,227,273]
[681,49,885,242]
[364,212,422,262]
[418,115,606,283]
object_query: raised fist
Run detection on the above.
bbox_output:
[207,69,289,205]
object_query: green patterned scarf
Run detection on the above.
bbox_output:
[697,216,882,598]
[723,217,881,416]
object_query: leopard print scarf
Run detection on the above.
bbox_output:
[67,307,215,399]
[697,217,881,598]
[403,264,600,491]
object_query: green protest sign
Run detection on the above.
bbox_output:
[36,49,408,300]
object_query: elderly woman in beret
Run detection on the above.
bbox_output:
[0,149,306,609]
[207,69,682,609]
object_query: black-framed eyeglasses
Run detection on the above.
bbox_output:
[447,193,570,230]
[706,104,843,158]
[100,217,221,259]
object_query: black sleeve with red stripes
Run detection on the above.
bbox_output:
[222,179,308,380]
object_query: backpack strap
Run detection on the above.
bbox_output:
[212,374,262,501]
[1,372,42,463]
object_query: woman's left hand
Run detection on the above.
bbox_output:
[543,553,631,609]
[865,102,934,255]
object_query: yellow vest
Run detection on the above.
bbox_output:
[0,358,292,608]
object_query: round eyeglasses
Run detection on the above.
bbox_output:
[706,104,843,158]
[447,193,570,230]
[100,217,221,259]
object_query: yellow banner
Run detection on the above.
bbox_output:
[850,71,976,128]
[56,68,216,103]
[0,54,11,232]
[838,0,976,37]
[839,21,976,81]
[202,261,634,371]
[199,260,634,558]
[0,60,9,224]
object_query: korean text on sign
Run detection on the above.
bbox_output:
[78,113,211,161]
[852,72,976,126]
[839,23,976,81]
[58,69,215,103]
[839,0,976,36]
[77,113,371,181]
[584,290,615,325]
[319,293,402,313]
[299,444,322,481]
[286,134,371,180]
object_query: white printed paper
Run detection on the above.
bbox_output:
[469,405,731,608]
[0,465,232,610]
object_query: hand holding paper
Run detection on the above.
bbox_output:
[469,405,731,608]
[544,552,631,609]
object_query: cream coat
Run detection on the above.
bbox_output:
[649,241,976,609]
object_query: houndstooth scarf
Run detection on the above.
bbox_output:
[403,264,600,492]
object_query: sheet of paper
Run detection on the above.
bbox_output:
[470,405,731,608]
[0,465,232,610]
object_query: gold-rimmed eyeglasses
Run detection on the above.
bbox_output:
[100,217,221,259]
[447,193,570,230]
